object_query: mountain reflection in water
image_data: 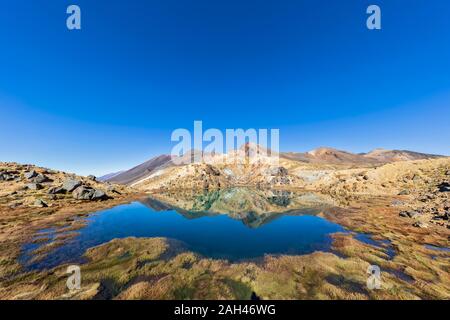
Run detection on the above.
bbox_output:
[20,188,344,270]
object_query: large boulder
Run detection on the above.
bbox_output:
[0,172,18,181]
[33,174,51,183]
[48,186,66,194]
[27,183,43,190]
[72,186,95,200]
[24,170,38,180]
[63,179,82,192]
[72,186,108,201]
[91,189,107,200]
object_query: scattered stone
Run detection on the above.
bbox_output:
[204,165,221,176]
[33,199,48,208]
[399,211,409,218]
[62,179,82,192]
[106,185,121,194]
[438,182,450,192]
[33,174,51,183]
[47,186,66,194]
[27,183,43,190]
[398,190,410,195]
[408,211,421,219]
[91,189,107,200]
[0,172,18,181]
[24,170,38,179]
[72,186,95,200]
[413,221,428,228]
[9,202,22,209]
[391,200,404,207]
[399,210,421,219]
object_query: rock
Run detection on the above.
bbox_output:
[398,190,410,195]
[267,167,288,176]
[399,210,420,219]
[91,189,107,200]
[438,182,450,192]
[48,194,57,200]
[412,175,421,181]
[204,165,220,176]
[34,199,48,208]
[72,186,95,200]
[27,183,43,190]
[446,170,450,176]
[0,173,17,181]
[63,179,82,192]
[413,221,428,228]
[399,211,409,218]
[391,200,404,207]
[363,175,369,181]
[33,174,51,183]
[106,185,121,194]
[24,170,38,179]
[87,175,97,181]
[72,186,108,201]
[407,211,421,219]
[47,186,66,194]
[9,202,22,209]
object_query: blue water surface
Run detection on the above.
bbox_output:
[21,200,346,270]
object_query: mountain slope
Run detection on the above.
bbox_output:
[108,146,445,190]
[281,147,442,165]
[105,155,172,185]
[98,171,125,182]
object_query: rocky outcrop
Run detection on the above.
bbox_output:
[72,186,108,201]
[0,162,132,210]
[62,179,82,192]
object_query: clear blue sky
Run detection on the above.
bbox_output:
[1,0,449,175]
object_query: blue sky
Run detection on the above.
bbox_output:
[1,0,449,175]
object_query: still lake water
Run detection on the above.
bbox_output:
[21,190,349,270]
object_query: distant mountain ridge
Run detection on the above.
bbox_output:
[104,146,444,186]
[280,147,443,164]
[105,155,172,185]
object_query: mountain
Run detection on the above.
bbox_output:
[362,148,443,162]
[98,171,125,182]
[107,146,445,190]
[281,147,442,165]
[105,155,172,185]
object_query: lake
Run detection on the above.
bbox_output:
[20,188,349,270]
